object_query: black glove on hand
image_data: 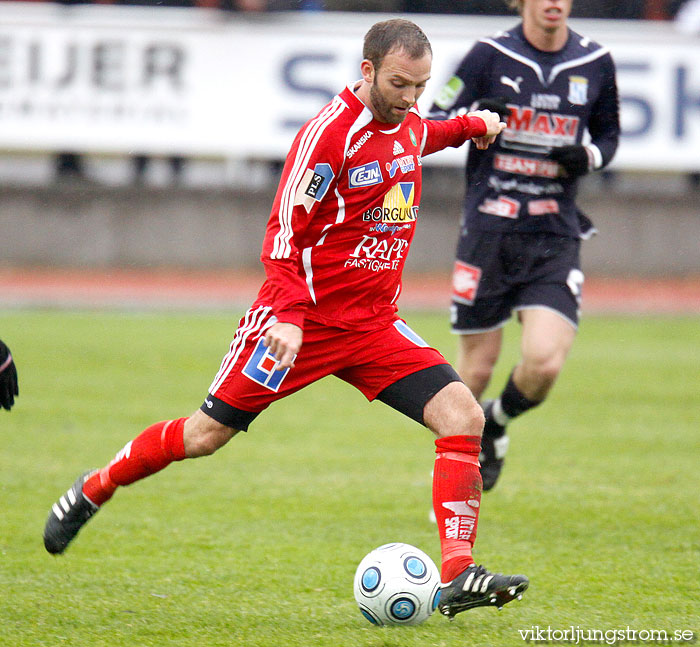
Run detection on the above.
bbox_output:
[474,97,511,121]
[548,144,591,177]
[0,340,18,411]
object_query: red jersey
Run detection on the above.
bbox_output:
[254,84,487,331]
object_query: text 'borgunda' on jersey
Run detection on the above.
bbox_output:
[255,84,488,332]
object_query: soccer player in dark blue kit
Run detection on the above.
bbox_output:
[430,0,620,490]
[0,339,18,411]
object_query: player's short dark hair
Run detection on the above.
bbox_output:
[363,19,432,71]
[505,0,523,13]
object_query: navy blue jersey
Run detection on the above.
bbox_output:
[431,23,620,237]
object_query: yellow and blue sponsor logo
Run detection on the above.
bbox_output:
[361,182,418,224]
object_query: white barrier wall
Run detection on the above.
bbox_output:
[1,5,699,170]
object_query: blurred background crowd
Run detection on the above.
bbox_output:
[1,0,698,281]
[1,0,698,186]
[1,0,697,19]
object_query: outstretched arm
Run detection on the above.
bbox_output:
[466,110,507,150]
[421,110,506,156]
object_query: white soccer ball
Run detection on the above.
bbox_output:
[353,542,442,626]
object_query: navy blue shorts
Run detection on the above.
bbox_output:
[450,231,583,333]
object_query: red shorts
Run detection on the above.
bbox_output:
[207,305,449,414]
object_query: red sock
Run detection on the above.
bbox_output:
[83,418,187,506]
[432,434,482,583]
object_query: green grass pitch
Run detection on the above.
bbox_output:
[0,309,698,646]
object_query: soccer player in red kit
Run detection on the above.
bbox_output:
[43,19,528,618]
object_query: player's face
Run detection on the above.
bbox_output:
[365,48,432,124]
[522,0,572,32]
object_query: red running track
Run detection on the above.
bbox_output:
[0,267,699,314]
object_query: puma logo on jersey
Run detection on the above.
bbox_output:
[500,75,523,93]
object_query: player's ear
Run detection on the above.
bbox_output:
[360,59,375,84]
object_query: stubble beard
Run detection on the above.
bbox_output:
[369,83,404,125]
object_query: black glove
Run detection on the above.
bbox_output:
[0,340,18,411]
[474,97,511,121]
[548,145,591,177]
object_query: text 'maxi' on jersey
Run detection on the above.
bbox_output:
[431,23,620,237]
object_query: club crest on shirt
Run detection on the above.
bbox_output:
[567,76,589,106]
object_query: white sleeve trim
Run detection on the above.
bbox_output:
[586,143,603,170]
